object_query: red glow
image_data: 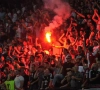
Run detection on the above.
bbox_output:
[46,32,51,43]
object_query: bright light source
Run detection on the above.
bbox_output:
[46,32,51,43]
[44,50,49,55]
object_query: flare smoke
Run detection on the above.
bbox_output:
[43,0,71,32]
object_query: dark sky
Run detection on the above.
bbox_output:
[0,0,43,8]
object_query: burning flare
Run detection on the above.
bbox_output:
[46,32,51,43]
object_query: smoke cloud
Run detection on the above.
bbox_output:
[43,0,71,32]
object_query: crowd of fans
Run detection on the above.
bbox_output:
[0,0,100,90]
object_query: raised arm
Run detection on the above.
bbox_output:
[92,9,98,23]
[60,76,70,88]
[74,10,85,18]
[61,76,67,84]
[95,9,99,19]
[8,49,13,59]
[96,2,100,9]
[89,32,95,40]
[35,38,41,48]
[58,33,65,44]
[71,37,78,46]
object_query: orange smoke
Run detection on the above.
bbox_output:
[46,32,51,43]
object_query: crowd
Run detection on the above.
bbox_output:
[0,0,100,90]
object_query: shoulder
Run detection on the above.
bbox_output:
[19,75,24,81]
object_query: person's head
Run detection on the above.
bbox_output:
[70,16,74,21]
[28,22,32,27]
[44,68,50,76]
[30,55,35,61]
[35,55,41,62]
[66,55,72,63]
[66,39,71,45]
[91,63,98,70]
[77,14,81,19]
[60,29,64,34]
[13,58,18,64]
[24,47,28,53]
[55,61,62,67]
[38,66,44,72]
[20,57,25,64]
[88,21,93,27]
[8,45,13,50]
[96,60,100,68]
[73,65,78,72]
[23,68,29,75]
[90,25,95,31]
[0,56,5,61]
[78,46,83,53]
[63,48,69,55]
[37,46,42,52]
[21,18,25,23]
[93,40,98,46]
[23,41,27,46]
[90,39,94,46]
[98,16,100,21]
[30,64,35,72]
[43,62,49,69]
[28,45,32,50]
[67,70,72,76]
[10,70,15,76]
[15,69,21,75]
[75,56,81,64]
[87,13,91,19]
[88,46,93,52]
[83,64,88,70]
[86,39,90,46]
[80,28,84,35]
[17,45,22,51]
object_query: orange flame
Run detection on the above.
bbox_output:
[46,32,51,43]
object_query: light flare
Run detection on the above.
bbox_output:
[46,32,51,43]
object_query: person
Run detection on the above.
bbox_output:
[40,68,53,90]
[86,46,96,68]
[14,69,24,90]
[28,64,38,90]
[92,9,100,31]
[62,49,74,76]
[1,0,100,90]
[0,70,15,90]
[34,66,44,90]
[59,70,72,90]
[54,33,77,50]
[52,54,74,88]
[70,65,83,90]
[89,63,100,89]
[81,63,90,90]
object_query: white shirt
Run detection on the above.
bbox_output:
[78,66,84,73]
[12,13,17,22]
[15,26,21,38]
[8,12,12,18]
[14,75,24,90]
[22,7,25,14]
[98,68,100,72]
